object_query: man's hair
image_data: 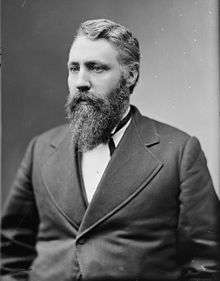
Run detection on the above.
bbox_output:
[74,19,140,93]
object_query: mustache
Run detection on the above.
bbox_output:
[66,91,109,114]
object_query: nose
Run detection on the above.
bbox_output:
[76,69,91,92]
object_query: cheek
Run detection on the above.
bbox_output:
[96,76,122,94]
[67,75,74,92]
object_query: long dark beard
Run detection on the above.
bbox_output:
[65,78,130,152]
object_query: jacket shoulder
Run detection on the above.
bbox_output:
[29,124,69,163]
[138,113,192,147]
[36,124,69,146]
[152,118,191,140]
[132,106,192,145]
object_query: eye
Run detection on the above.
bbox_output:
[93,65,104,73]
[69,64,79,72]
[88,63,109,73]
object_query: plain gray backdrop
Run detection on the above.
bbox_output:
[2,0,219,204]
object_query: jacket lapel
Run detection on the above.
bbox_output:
[77,107,163,237]
[41,128,87,229]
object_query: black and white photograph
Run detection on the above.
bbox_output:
[1,1,220,280]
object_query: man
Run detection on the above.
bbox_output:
[1,19,219,281]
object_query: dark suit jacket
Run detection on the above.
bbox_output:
[1,106,219,281]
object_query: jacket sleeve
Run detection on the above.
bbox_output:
[177,136,220,281]
[1,137,40,281]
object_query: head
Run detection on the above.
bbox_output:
[66,19,140,152]
[74,18,140,93]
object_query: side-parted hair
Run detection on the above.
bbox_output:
[74,19,141,93]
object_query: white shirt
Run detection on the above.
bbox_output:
[81,107,131,203]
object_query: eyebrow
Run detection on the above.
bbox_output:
[67,60,111,67]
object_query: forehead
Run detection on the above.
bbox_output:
[68,37,120,64]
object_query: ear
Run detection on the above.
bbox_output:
[125,64,139,89]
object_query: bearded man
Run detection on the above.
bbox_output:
[1,19,219,281]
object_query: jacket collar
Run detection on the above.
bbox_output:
[77,105,163,237]
[41,127,87,229]
[41,106,163,235]
[130,105,160,147]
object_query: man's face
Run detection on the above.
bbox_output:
[67,36,123,99]
[66,36,130,151]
